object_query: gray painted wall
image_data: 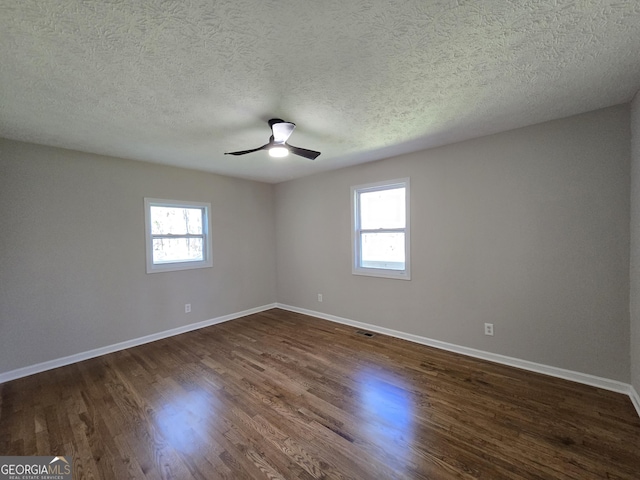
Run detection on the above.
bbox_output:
[631,93,640,395]
[275,105,630,382]
[0,139,276,373]
[1,105,633,384]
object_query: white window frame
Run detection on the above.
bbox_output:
[351,178,411,280]
[144,198,213,274]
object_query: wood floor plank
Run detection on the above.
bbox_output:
[1,308,639,479]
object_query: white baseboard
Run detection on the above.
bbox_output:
[631,386,640,418]
[0,303,277,384]
[276,304,637,403]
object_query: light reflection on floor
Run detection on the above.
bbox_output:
[155,389,213,454]
[357,367,415,473]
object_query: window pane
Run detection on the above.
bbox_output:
[360,187,405,229]
[151,206,203,235]
[360,232,405,270]
[152,237,203,264]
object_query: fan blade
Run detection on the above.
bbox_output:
[271,121,295,143]
[287,144,321,160]
[224,144,269,156]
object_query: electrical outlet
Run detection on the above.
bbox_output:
[185,303,191,313]
[317,294,323,302]
[484,323,494,336]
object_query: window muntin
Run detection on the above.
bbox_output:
[352,179,410,279]
[144,198,212,273]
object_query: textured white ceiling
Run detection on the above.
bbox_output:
[1,1,640,183]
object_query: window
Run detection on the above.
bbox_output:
[144,198,212,273]
[352,179,410,280]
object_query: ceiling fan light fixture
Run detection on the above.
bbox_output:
[269,146,289,158]
[225,119,320,160]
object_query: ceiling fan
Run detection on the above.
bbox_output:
[225,118,321,160]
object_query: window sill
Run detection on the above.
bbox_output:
[146,260,213,274]
[352,268,411,280]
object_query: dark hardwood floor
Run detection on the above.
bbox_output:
[1,308,639,479]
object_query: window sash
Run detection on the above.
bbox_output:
[151,233,205,239]
[358,186,406,230]
[357,228,405,234]
[151,237,205,264]
[359,231,406,271]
